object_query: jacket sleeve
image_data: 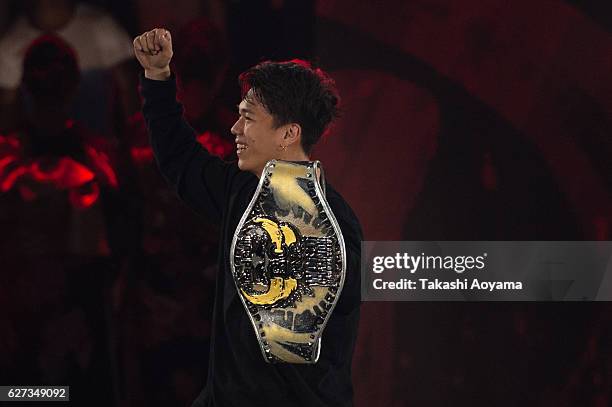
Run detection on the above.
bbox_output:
[140,72,240,224]
[327,189,363,315]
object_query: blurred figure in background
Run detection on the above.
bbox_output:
[0,34,124,405]
[0,34,119,264]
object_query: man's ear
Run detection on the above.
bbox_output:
[284,123,302,146]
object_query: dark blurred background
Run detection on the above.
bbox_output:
[0,1,610,406]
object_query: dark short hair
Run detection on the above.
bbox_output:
[238,59,340,154]
[22,34,80,105]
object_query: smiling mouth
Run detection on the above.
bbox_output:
[237,143,249,154]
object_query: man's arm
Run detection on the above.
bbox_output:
[327,188,363,314]
[135,28,241,222]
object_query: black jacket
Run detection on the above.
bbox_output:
[141,73,362,407]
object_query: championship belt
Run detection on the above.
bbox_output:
[230,160,346,363]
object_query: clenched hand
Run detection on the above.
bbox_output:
[133,28,173,80]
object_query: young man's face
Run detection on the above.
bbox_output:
[231,92,286,176]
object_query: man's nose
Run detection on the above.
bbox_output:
[231,118,243,136]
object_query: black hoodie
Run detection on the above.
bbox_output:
[141,73,362,407]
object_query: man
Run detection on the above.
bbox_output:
[134,28,362,407]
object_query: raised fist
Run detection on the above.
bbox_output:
[133,28,173,80]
